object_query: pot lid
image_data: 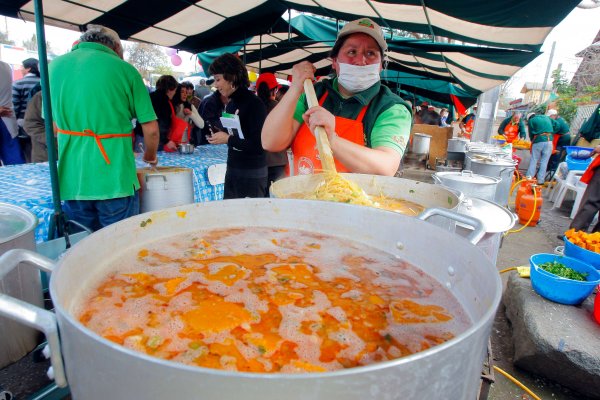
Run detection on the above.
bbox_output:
[413,133,432,138]
[0,203,37,244]
[458,197,516,233]
[435,170,500,185]
[469,156,516,167]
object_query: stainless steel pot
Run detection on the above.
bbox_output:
[411,133,432,154]
[432,170,500,202]
[467,157,517,206]
[455,197,517,265]
[137,167,195,213]
[177,143,195,154]
[270,173,464,232]
[0,199,501,400]
[447,138,469,153]
[0,203,42,368]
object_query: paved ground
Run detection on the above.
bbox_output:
[403,166,594,400]
[1,167,595,399]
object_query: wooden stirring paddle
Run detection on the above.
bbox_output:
[303,79,337,173]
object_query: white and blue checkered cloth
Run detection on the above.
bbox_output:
[0,145,227,242]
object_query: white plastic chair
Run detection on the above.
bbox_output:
[546,162,567,202]
[570,180,588,219]
[207,163,227,200]
[552,170,584,210]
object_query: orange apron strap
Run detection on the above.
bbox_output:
[57,128,132,164]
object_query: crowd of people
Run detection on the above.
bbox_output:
[0,17,415,232]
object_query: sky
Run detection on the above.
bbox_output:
[1,5,599,94]
[505,5,600,97]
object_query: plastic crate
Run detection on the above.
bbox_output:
[566,154,592,171]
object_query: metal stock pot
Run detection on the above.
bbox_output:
[0,199,501,400]
[270,173,464,232]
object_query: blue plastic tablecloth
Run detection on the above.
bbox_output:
[0,145,227,243]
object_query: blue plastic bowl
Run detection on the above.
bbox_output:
[564,237,600,269]
[529,253,600,305]
[565,155,592,171]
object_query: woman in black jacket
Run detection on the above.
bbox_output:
[207,53,268,199]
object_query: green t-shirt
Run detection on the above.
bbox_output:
[49,42,156,200]
[551,116,570,135]
[527,115,554,143]
[293,78,412,156]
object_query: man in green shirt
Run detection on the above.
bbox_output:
[49,24,159,231]
[262,18,412,176]
[525,112,554,184]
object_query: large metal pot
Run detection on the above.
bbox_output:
[0,203,42,368]
[432,170,500,202]
[137,166,194,213]
[411,133,432,154]
[0,199,501,400]
[447,138,469,153]
[467,157,517,206]
[270,173,464,232]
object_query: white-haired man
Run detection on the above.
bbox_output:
[49,24,159,231]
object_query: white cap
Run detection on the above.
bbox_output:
[337,18,387,52]
[546,109,558,116]
[527,112,536,120]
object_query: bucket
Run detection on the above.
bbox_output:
[411,133,432,155]
[0,203,43,368]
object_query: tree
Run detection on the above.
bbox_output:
[126,42,168,80]
[22,34,37,51]
[0,31,15,45]
[551,67,600,124]
[21,33,52,53]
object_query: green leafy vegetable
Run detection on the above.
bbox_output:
[539,261,588,281]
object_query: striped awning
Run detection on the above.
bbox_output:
[197,15,542,96]
[1,0,580,53]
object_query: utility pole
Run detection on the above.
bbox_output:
[539,41,556,104]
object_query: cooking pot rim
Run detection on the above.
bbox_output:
[0,202,38,244]
[50,199,501,379]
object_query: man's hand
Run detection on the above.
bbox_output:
[593,145,600,156]
[166,140,177,151]
[0,106,12,117]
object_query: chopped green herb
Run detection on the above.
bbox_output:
[140,218,152,228]
[257,345,266,355]
[447,196,452,205]
[384,333,392,342]
[539,261,588,281]
[409,189,415,194]
[188,341,201,350]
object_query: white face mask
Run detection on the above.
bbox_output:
[337,62,380,93]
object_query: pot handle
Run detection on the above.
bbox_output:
[418,207,485,245]
[0,249,67,388]
[145,174,168,189]
[431,174,442,184]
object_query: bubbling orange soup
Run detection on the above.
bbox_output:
[77,228,470,373]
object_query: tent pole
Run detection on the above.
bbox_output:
[33,0,69,243]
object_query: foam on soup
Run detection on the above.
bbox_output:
[77,227,471,373]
